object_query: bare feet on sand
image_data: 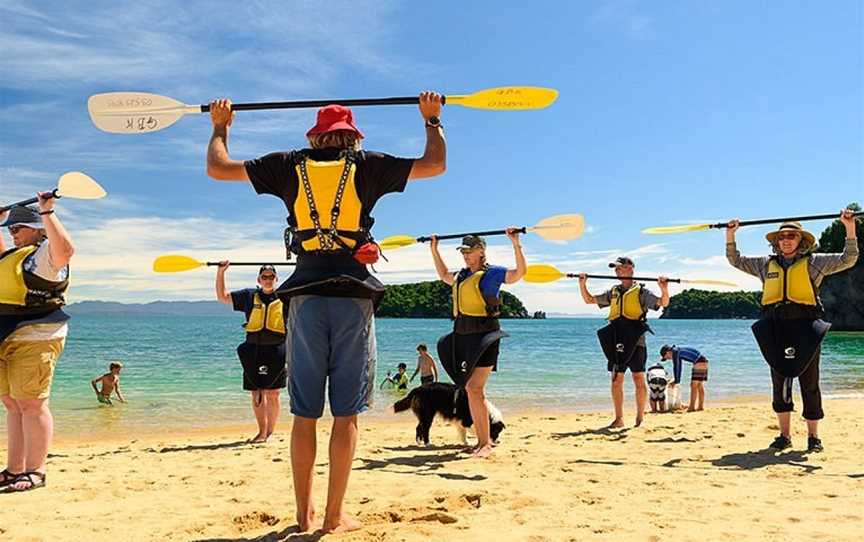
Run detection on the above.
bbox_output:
[608,418,625,428]
[249,434,267,444]
[473,444,493,459]
[635,416,643,427]
[323,513,362,534]
[296,508,318,532]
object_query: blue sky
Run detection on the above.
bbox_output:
[1,0,861,314]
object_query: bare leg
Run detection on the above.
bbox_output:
[291,416,318,532]
[18,398,51,479]
[806,419,819,439]
[609,372,625,427]
[465,367,493,458]
[632,372,647,427]
[2,395,25,473]
[688,381,698,412]
[250,391,267,442]
[322,415,361,533]
[264,390,281,438]
[697,383,705,411]
[777,411,792,438]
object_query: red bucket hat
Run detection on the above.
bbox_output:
[306,104,364,139]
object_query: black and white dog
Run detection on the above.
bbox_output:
[392,382,505,446]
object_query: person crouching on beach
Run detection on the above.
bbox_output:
[725,210,858,452]
[91,361,126,406]
[645,362,669,413]
[430,232,526,459]
[0,201,74,493]
[660,345,709,412]
[216,262,286,444]
[579,257,669,428]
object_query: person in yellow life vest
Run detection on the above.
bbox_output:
[726,210,858,453]
[579,257,670,428]
[0,198,74,494]
[431,232,526,459]
[216,262,286,444]
[206,92,445,534]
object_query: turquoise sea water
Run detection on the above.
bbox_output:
[2,316,862,437]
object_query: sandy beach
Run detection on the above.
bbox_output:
[2,397,863,541]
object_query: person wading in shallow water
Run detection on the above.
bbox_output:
[206,91,446,533]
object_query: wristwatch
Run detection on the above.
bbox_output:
[425,116,442,128]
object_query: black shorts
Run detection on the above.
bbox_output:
[473,338,500,371]
[237,342,287,391]
[420,375,434,385]
[608,345,647,374]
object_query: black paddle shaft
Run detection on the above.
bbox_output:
[201,96,445,112]
[205,262,296,266]
[417,227,527,243]
[0,189,60,213]
[708,211,864,229]
[566,274,681,283]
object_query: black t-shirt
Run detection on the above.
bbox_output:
[244,148,414,299]
[231,288,284,345]
[244,148,413,214]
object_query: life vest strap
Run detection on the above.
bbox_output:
[297,153,355,252]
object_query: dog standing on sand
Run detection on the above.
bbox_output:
[392,382,505,446]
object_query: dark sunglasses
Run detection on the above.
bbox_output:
[8,225,34,234]
[777,232,801,241]
[259,274,277,280]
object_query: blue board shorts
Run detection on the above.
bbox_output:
[285,295,376,418]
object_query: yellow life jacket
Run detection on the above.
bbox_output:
[0,244,69,314]
[291,153,369,253]
[607,284,645,321]
[452,270,499,318]
[761,258,817,306]
[246,292,285,335]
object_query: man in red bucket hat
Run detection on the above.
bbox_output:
[206,91,445,534]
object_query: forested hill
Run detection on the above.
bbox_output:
[377,281,529,318]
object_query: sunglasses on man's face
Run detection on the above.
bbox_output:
[259,274,277,280]
[8,225,33,234]
[777,233,801,241]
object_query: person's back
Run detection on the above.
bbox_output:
[205,91,446,533]
[412,343,438,385]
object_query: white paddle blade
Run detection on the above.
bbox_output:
[530,214,585,241]
[56,172,106,200]
[87,92,200,134]
[681,279,739,288]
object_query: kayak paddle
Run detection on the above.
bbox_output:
[152,255,296,273]
[88,86,560,134]
[378,214,585,251]
[642,211,864,235]
[524,264,738,287]
[1,172,106,212]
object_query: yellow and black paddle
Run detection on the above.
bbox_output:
[378,214,585,251]
[87,86,559,134]
[152,255,296,274]
[642,211,864,235]
[524,264,738,287]
[1,172,106,212]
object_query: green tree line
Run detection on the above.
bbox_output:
[377,281,528,318]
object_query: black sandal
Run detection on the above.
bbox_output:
[1,471,45,493]
[0,469,21,488]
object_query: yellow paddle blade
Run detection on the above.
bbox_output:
[681,279,739,288]
[529,214,585,241]
[378,235,417,251]
[152,255,205,273]
[56,172,107,200]
[641,223,712,235]
[523,264,567,283]
[447,87,558,110]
